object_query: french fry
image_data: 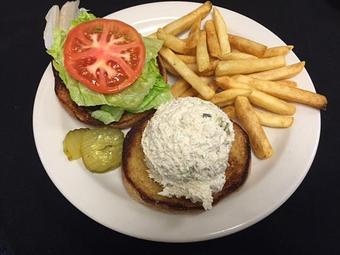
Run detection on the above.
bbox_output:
[255,110,294,128]
[180,77,217,99]
[161,56,180,76]
[213,8,231,56]
[231,48,241,53]
[248,90,296,115]
[220,52,257,60]
[248,62,305,80]
[215,56,286,76]
[176,54,196,64]
[171,78,191,97]
[211,88,252,105]
[205,20,221,58]
[235,96,273,159]
[216,99,235,108]
[186,18,201,49]
[217,75,297,89]
[233,75,328,109]
[228,34,267,57]
[222,105,294,128]
[263,45,294,58]
[187,64,214,76]
[200,76,214,85]
[148,1,212,37]
[208,82,219,92]
[159,48,215,100]
[179,87,198,97]
[215,76,296,115]
[187,59,219,76]
[146,3,328,163]
[196,31,210,72]
[276,80,297,87]
[222,105,236,119]
[156,29,192,54]
[216,75,250,90]
[196,81,219,100]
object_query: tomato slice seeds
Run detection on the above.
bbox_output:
[64,19,145,94]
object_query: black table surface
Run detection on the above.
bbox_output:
[1,0,339,254]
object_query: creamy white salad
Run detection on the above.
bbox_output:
[141,97,235,210]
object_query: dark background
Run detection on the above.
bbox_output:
[1,0,339,254]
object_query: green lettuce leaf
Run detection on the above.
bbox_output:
[143,37,164,62]
[90,106,125,125]
[93,60,173,123]
[52,57,162,110]
[70,10,96,28]
[47,10,172,124]
[132,69,173,113]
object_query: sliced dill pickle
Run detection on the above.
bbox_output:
[80,127,124,173]
[63,128,89,160]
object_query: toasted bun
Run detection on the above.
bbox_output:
[53,57,167,129]
[122,116,251,211]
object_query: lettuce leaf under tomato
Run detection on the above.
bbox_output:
[47,10,172,124]
[90,105,125,125]
[70,10,96,28]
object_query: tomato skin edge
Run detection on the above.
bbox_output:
[63,19,146,95]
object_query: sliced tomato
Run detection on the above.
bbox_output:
[63,19,145,94]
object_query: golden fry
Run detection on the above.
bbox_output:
[276,80,297,87]
[205,20,221,58]
[196,30,210,72]
[218,75,297,88]
[171,78,191,97]
[220,52,257,60]
[200,76,214,85]
[248,62,305,80]
[187,64,214,76]
[187,59,219,76]
[215,56,286,76]
[160,56,180,76]
[186,18,201,49]
[211,88,252,105]
[208,82,219,92]
[228,34,267,57]
[213,8,231,56]
[248,90,296,115]
[255,110,294,128]
[148,1,212,37]
[216,75,250,90]
[235,96,273,159]
[215,76,296,115]
[222,105,294,128]
[233,75,327,109]
[222,105,236,119]
[231,48,241,53]
[156,29,192,54]
[263,45,294,58]
[176,54,196,64]
[159,48,215,100]
[179,87,198,97]
[216,99,235,108]
[196,79,219,99]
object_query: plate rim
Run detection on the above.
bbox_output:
[33,1,321,242]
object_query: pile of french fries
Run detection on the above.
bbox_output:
[149,1,328,159]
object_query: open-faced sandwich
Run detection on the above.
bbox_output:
[44,1,171,129]
[122,97,251,210]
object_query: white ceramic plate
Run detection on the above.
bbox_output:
[33,1,321,242]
